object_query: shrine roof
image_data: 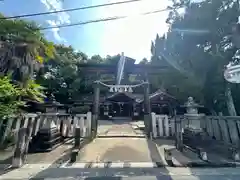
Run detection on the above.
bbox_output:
[73,89,176,104]
[136,89,177,103]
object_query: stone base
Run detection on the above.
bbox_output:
[28,127,63,153]
[183,128,204,147]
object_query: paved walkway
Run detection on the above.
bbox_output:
[73,137,168,164]
[66,120,168,167]
[97,120,145,137]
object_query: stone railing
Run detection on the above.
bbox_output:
[201,116,240,147]
[0,112,92,148]
[177,115,240,148]
[151,112,175,138]
[0,114,39,147]
[151,113,240,148]
[0,112,93,167]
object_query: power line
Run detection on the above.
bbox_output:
[40,7,173,30]
[0,0,147,20]
[0,6,181,33]
[41,16,126,30]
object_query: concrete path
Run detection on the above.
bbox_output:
[74,137,168,164]
[97,120,145,137]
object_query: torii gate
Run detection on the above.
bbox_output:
[91,52,152,138]
[76,53,170,138]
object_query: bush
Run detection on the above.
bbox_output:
[0,76,46,120]
[0,76,24,119]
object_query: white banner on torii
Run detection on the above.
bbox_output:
[98,81,145,93]
[116,52,126,85]
[109,85,133,93]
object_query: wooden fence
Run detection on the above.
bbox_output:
[0,112,92,147]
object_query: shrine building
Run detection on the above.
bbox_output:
[70,55,178,119]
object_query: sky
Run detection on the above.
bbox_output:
[0,0,172,62]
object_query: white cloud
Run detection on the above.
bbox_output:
[41,0,70,42]
[46,20,66,42]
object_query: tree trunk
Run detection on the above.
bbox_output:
[225,84,237,116]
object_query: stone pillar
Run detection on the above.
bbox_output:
[70,127,80,163]
[175,111,183,151]
[12,128,27,167]
[92,81,100,137]
[143,81,151,138]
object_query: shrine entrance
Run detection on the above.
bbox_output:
[91,81,152,138]
[106,92,135,118]
[111,102,132,117]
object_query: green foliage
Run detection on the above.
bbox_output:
[21,79,46,102]
[150,0,240,113]
[0,76,24,118]
[36,45,118,103]
[0,75,45,118]
[0,14,56,79]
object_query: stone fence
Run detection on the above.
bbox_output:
[201,116,240,147]
[0,112,92,148]
[151,113,174,138]
[151,112,240,148]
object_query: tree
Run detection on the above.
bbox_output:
[150,0,240,114]
[89,55,104,64]
[37,51,121,103]
[0,14,54,114]
[36,45,84,103]
[0,14,55,84]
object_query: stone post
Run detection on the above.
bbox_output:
[86,112,92,137]
[175,115,183,151]
[24,116,35,156]
[143,81,151,138]
[92,81,100,138]
[12,128,27,167]
[70,127,80,163]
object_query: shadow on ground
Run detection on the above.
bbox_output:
[0,146,14,175]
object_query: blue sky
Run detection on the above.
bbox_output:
[0,0,172,61]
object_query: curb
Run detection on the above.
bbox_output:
[97,135,146,138]
[164,148,240,168]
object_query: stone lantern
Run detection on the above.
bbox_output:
[31,94,65,152]
[182,97,204,131]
